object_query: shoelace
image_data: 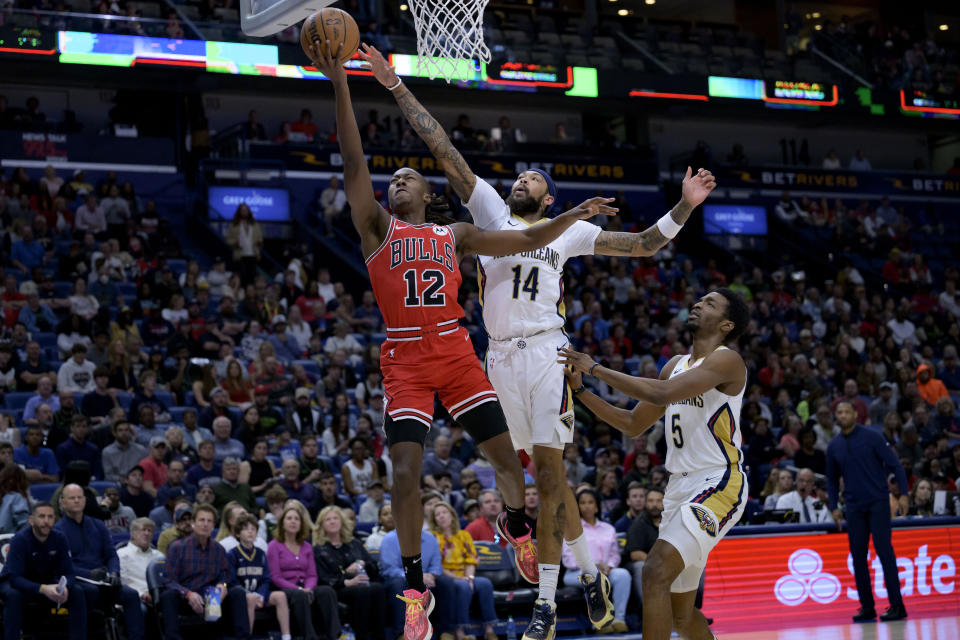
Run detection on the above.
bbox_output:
[397,594,425,625]
[516,538,535,565]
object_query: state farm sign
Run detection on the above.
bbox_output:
[702,526,960,634]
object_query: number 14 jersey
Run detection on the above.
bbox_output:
[468,180,600,342]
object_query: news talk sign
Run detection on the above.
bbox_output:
[703,526,959,634]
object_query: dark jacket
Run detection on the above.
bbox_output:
[826,425,908,511]
[0,526,76,592]
[314,539,380,590]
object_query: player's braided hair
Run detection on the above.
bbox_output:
[425,193,457,226]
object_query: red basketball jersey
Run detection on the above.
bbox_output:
[365,217,464,330]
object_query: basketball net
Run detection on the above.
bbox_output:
[408,0,490,82]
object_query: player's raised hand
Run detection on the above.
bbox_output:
[680,166,717,208]
[307,40,347,84]
[557,346,597,375]
[359,43,400,89]
[562,197,618,221]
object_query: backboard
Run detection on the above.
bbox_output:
[239,0,335,37]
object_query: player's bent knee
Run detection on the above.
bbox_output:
[642,553,676,587]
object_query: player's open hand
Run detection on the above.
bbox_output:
[307,40,347,84]
[680,166,717,209]
[359,43,400,89]
[557,346,596,375]
[564,197,618,221]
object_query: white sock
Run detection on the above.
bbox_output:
[538,564,559,603]
[565,533,598,577]
[282,635,292,640]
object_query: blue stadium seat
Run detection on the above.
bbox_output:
[154,390,175,408]
[185,391,197,407]
[4,392,34,411]
[293,359,322,376]
[115,391,132,409]
[169,406,186,423]
[370,333,386,345]
[355,521,374,533]
[29,482,60,502]
[166,259,187,274]
[90,481,119,495]
[116,282,138,299]
[53,281,73,298]
[34,332,57,349]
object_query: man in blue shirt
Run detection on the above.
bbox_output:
[379,527,455,638]
[54,484,145,640]
[0,501,86,640]
[14,424,59,483]
[826,401,909,623]
[55,414,103,480]
[10,225,48,272]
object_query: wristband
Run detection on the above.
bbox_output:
[387,78,403,91]
[589,363,599,376]
[656,212,683,239]
[572,385,586,396]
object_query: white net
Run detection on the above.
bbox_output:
[408,0,491,82]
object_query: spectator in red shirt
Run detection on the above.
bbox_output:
[882,249,905,285]
[139,435,169,498]
[829,379,870,425]
[289,109,318,142]
[757,353,785,395]
[464,489,507,549]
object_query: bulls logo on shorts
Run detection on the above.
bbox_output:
[689,504,718,537]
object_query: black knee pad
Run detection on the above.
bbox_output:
[384,415,430,448]
[456,400,510,445]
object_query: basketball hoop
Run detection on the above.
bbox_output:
[239,0,334,37]
[408,0,491,82]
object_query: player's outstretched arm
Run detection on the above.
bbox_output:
[558,346,743,406]
[562,368,666,437]
[360,44,477,201]
[309,42,390,256]
[593,167,716,256]
[452,197,616,257]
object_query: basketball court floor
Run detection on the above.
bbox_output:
[571,616,960,640]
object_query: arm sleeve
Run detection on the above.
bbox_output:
[58,535,76,589]
[422,535,443,577]
[360,544,380,581]
[464,179,509,231]
[302,545,318,590]
[267,544,298,590]
[377,536,404,579]
[877,434,909,495]
[566,220,602,258]
[7,537,41,593]
[825,446,840,511]
[606,528,620,568]
[313,547,344,589]
[103,523,120,573]
[256,552,271,598]
[165,543,189,597]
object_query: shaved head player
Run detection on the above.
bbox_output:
[558,289,750,640]
[360,43,717,640]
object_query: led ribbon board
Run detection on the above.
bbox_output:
[51,31,598,96]
[900,89,960,117]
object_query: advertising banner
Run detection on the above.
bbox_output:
[1,132,174,166]
[703,526,960,634]
[207,186,289,222]
[718,166,960,197]
[249,145,659,186]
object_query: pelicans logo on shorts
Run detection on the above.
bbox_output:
[689,504,718,537]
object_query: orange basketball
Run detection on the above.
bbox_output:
[300,8,360,64]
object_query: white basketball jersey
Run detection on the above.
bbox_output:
[466,179,600,341]
[663,348,746,475]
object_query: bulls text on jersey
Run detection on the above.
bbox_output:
[388,233,456,272]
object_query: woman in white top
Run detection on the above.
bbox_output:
[226,204,263,285]
[69,277,100,320]
[162,293,189,325]
[56,313,93,360]
[321,411,352,459]
[286,305,312,349]
[340,437,379,498]
[0,414,21,447]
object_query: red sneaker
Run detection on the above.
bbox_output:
[496,511,539,584]
[397,589,434,640]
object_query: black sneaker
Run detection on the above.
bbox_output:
[852,607,877,623]
[579,571,614,630]
[879,605,907,622]
[521,599,556,640]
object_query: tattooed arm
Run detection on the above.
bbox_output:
[593,167,716,257]
[360,44,477,201]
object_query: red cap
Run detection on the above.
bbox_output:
[254,385,269,395]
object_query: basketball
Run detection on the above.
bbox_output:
[300,8,360,64]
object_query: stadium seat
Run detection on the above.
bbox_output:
[115,391,132,409]
[4,392,34,411]
[154,390,175,408]
[475,540,536,606]
[90,481,119,495]
[29,482,60,502]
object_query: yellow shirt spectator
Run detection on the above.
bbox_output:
[432,529,478,577]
